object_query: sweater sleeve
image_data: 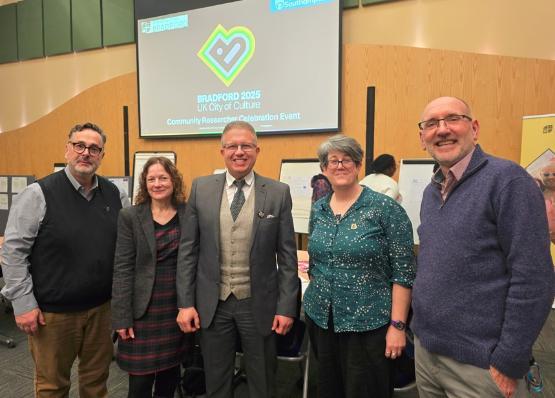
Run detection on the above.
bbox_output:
[489,175,554,378]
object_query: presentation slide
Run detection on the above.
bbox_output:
[137,0,340,138]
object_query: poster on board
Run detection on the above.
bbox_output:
[398,159,435,245]
[279,159,321,234]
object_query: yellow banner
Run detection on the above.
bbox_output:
[521,114,555,261]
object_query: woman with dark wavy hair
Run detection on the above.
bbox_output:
[112,156,191,398]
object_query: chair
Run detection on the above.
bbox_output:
[179,335,206,398]
[0,277,16,348]
[276,318,310,398]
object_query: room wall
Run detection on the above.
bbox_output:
[343,0,555,61]
[1,44,553,196]
[1,0,554,194]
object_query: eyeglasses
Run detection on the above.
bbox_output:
[327,159,355,169]
[69,141,103,156]
[543,172,555,177]
[222,143,257,152]
[418,114,472,131]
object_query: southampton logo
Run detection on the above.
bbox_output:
[197,25,255,87]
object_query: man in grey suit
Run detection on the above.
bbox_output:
[176,121,299,398]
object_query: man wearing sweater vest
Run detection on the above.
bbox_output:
[1,123,129,398]
[412,97,553,398]
[177,121,298,398]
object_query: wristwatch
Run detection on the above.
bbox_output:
[390,320,406,331]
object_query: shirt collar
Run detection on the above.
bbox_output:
[225,170,254,188]
[64,166,98,192]
[449,147,475,182]
[432,147,476,185]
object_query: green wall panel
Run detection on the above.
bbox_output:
[72,0,102,51]
[0,4,18,64]
[17,0,44,60]
[362,0,396,5]
[102,0,134,46]
[44,0,71,56]
[343,0,359,8]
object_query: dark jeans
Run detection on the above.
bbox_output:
[127,365,181,398]
[307,313,393,398]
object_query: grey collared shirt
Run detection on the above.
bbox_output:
[0,167,130,315]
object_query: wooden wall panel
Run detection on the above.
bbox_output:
[342,45,555,172]
[1,44,554,195]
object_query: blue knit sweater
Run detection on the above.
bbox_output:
[412,145,554,379]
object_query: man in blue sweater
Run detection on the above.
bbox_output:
[412,97,553,398]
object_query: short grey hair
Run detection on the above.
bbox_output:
[221,121,257,146]
[317,134,363,168]
[68,122,107,144]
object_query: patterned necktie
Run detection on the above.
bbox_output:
[230,179,246,221]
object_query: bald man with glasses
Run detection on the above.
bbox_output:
[412,97,553,398]
[1,122,129,398]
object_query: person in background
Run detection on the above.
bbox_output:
[112,157,191,398]
[176,121,299,398]
[539,160,555,243]
[359,154,402,202]
[412,96,553,398]
[304,134,416,398]
[310,167,333,203]
[0,122,129,398]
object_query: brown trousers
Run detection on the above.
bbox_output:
[28,301,113,398]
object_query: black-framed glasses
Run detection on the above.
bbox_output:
[222,143,257,152]
[418,114,472,130]
[328,159,355,169]
[69,141,103,156]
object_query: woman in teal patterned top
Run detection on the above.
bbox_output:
[304,135,416,398]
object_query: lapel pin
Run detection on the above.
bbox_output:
[258,211,265,218]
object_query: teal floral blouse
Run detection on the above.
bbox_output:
[304,186,416,332]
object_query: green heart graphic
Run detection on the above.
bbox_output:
[198,25,255,87]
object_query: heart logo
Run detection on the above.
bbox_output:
[198,25,255,87]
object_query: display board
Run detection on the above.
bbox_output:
[136,0,340,137]
[520,114,555,262]
[279,159,321,234]
[132,152,176,204]
[0,175,35,235]
[107,176,133,200]
[398,159,435,245]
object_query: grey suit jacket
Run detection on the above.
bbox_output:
[177,173,299,335]
[111,203,187,330]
